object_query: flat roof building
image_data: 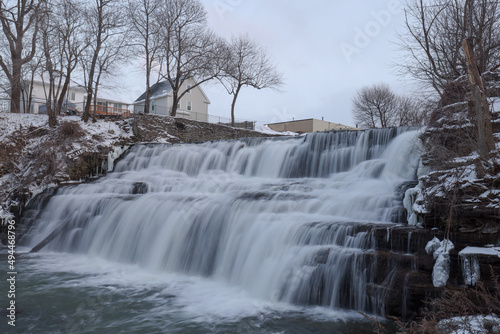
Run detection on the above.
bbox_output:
[266,118,358,133]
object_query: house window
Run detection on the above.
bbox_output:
[70,92,75,101]
[177,101,181,109]
[114,103,122,109]
[187,85,192,94]
[187,101,192,111]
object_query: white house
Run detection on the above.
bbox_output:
[19,79,130,116]
[133,78,210,121]
[20,80,86,114]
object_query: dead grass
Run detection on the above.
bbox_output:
[370,269,500,334]
[57,120,85,141]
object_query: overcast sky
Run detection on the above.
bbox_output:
[122,0,413,127]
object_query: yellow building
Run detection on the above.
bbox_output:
[266,118,358,133]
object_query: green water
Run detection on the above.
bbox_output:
[0,250,396,334]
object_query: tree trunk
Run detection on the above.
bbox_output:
[83,76,95,122]
[231,86,241,127]
[27,74,35,114]
[10,60,22,113]
[462,38,495,160]
[471,85,494,157]
[82,2,103,123]
[171,93,178,117]
[145,87,151,114]
[47,78,57,128]
[144,41,151,114]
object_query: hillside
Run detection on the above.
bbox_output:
[405,98,500,232]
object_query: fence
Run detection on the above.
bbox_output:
[0,98,9,113]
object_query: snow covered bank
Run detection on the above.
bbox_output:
[438,315,500,334]
[0,113,135,220]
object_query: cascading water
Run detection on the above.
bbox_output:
[22,128,422,317]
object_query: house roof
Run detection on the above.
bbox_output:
[133,79,211,104]
[134,81,173,103]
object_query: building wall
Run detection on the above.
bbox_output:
[267,119,314,133]
[311,119,355,132]
[136,78,209,120]
[268,119,358,133]
[151,96,169,115]
[22,81,87,114]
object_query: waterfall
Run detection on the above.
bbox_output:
[22,128,422,315]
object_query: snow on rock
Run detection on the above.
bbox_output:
[438,315,500,334]
[0,207,14,221]
[0,113,48,142]
[490,97,500,114]
[459,246,500,286]
[425,237,442,254]
[426,238,455,287]
[459,246,500,257]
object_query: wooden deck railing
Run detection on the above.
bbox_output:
[90,105,131,117]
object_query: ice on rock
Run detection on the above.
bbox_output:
[426,238,455,287]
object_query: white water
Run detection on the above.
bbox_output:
[23,128,422,316]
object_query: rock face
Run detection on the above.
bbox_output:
[408,96,500,320]
[132,115,277,144]
[419,102,500,231]
[362,225,500,319]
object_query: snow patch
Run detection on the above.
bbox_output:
[439,315,500,334]
[254,123,297,136]
[459,246,500,257]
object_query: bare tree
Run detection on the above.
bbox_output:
[394,95,430,127]
[352,83,397,128]
[158,0,226,117]
[20,53,40,113]
[221,35,283,126]
[38,0,87,126]
[399,0,497,159]
[80,0,128,122]
[0,0,44,113]
[127,0,162,114]
[397,0,500,98]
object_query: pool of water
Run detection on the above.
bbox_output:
[0,249,396,334]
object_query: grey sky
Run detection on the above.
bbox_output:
[123,0,411,127]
